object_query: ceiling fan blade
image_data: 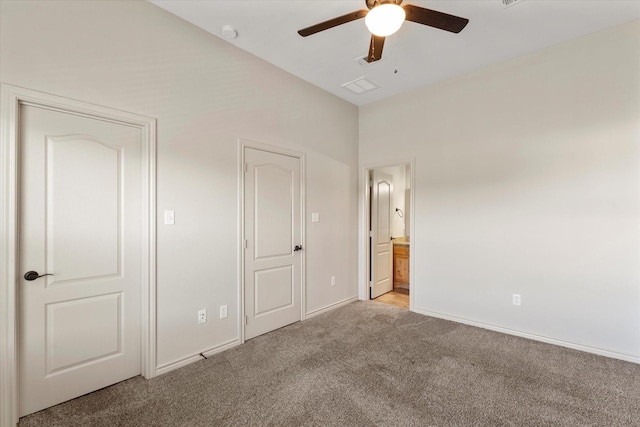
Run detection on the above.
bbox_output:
[367,35,385,63]
[403,4,469,34]
[298,10,368,37]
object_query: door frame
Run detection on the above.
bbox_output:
[238,138,306,344]
[0,85,157,425]
[360,159,415,309]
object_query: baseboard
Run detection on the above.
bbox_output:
[305,296,358,319]
[155,338,241,376]
[412,307,640,364]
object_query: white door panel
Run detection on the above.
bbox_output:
[254,265,294,316]
[19,105,142,416]
[46,135,121,283]
[371,171,393,299]
[244,147,302,340]
[254,164,294,259]
[45,292,122,374]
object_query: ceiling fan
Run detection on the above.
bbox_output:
[298,0,469,64]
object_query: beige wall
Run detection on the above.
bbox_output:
[360,20,640,360]
[0,0,359,370]
[3,0,638,368]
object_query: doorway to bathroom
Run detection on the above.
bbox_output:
[365,161,413,310]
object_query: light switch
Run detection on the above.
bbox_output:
[311,212,320,223]
[164,210,175,225]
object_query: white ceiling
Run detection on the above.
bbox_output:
[149,0,640,106]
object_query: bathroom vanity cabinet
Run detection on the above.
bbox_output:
[393,241,409,288]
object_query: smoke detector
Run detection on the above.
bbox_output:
[222,25,237,39]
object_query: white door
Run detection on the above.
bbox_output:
[19,104,142,416]
[371,170,393,299]
[244,147,302,340]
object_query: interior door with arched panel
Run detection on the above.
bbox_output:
[243,147,302,340]
[371,170,393,299]
[18,104,142,416]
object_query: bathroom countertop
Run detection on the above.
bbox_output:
[393,237,410,246]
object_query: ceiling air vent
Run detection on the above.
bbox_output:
[341,77,379,94]
[502,0,525,8]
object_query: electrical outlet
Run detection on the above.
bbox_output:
[331,276,336,286]
[512,294,521,306]
[220,305,228,319]
[198,309,207,324]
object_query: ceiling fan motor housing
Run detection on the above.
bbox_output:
[366,0,403,10]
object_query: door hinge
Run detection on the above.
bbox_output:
[245,315,248,326]
[369,281,373,288]
[244,163,248,173]
[369,230,373,238]
[244,239,248,249]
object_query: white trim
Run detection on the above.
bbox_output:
[154,339,241,376]
[237,142,245,344]
[238,138,306,343]
[412,307,640,364]
[0,84,19,427]
[143,112,158,380]
[305,296,358,319]
[359,158,416,311]
[0,85,157,425]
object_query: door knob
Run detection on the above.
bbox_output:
[294,245,303,252]
[24,271,53,281]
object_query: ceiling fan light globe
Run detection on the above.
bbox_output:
[365,4,406,37]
